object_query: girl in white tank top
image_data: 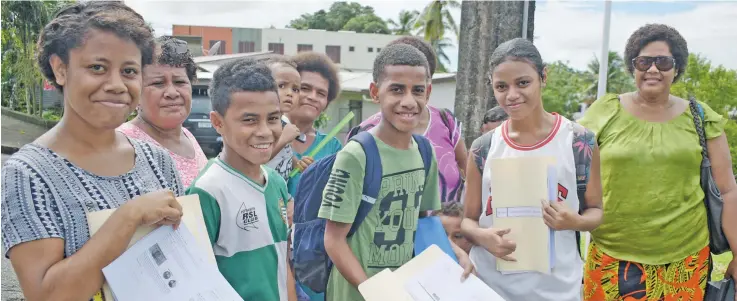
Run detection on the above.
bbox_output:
[460,38,604,301]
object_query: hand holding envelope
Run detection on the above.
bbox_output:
[541,200,580,231]
[476,228,518,262]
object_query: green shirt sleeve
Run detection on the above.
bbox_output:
[187,186,221,245]
[317,141,365,224]
[420,148,441,212]
[578,93,620,142]
[697,100,727,139]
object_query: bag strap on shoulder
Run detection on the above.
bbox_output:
[348,131,382,235]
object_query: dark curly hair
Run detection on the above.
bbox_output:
[487,38,545,81]
[387,36,437,76]
[373,44,429,83]
[292,51,341,103]
[36,1,155,92]
[155,36,197,82]
[209,58,277,116]
[263,54,297,69]
[624,24,688,82]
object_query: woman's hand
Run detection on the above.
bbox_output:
[542,200,580,231]
[124,189,183,229]
[296,156,315,172]
[476,228,517,261]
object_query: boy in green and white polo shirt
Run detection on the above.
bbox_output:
[186,59,296,301]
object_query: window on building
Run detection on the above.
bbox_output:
[268,43,284,55]
[297,44,313,52]
[368,47,373,53]
[209,40,226,55]
[377,47,382,52]
[326,45,341,64]
[238,41,255,53]
[349,46,355,52]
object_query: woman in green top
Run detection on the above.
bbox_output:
[579,24,737,301]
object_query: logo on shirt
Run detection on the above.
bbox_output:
[322,168,350,209]
[279,198,288,225]
[236,203,259,231]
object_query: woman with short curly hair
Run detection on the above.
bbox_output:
[580,24,737,300]
[118,36,208,187]
[1,2,184,300]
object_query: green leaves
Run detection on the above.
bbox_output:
[287,2,390,34]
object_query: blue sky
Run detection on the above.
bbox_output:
[126,0,737,72]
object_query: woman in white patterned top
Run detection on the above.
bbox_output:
[1,2,184,300]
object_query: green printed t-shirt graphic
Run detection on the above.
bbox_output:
[318,135,441,301]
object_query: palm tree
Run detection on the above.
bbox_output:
[431,38,454,73]
[387,10,419,35]
[414,0,460,72]
[582,51,635,101]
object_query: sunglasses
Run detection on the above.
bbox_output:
[632,56,676,72]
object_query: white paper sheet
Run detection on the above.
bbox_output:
[403,250,505,301]
[102,224,242,301]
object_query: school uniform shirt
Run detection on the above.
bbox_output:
[187,159,290,301]
[469,113,583,301]
[317,134,442,301]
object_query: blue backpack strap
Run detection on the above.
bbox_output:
[413,134,433,176]
[347,131,382,235]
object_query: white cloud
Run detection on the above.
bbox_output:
[534,1,737,70]
[125,0,737,72]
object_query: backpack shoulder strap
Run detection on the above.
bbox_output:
[571,122,594,256]
[347,131,382,234]
[413,134,433,176]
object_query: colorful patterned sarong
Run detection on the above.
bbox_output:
[583,242,710,301]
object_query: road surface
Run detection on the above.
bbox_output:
[1,154,25,301]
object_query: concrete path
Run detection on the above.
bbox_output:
[1,113,48,154]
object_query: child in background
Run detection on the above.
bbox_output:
[433,202,472,253]
[187,59,297,301]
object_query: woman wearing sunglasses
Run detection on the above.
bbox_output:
[580,24,737,300]
[118,36,207,187]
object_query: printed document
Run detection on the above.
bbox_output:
[102,224,242,301]
[404,250,505,301]
[490,156,554,274]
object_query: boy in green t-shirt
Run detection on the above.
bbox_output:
[186,59,297,301]
[317,44,471,301]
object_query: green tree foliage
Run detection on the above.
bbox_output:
[542,61,587,119]
[387,10,420,36]
[672,54,737,113]
[415,0,460,72]
[287,2,389,34]
[581,51,635,101]
[2,1,74,115]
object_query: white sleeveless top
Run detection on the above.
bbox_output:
[470,113,583,301]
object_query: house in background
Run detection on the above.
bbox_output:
[172,25,398,71]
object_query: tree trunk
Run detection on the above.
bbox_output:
[454,0,535,146]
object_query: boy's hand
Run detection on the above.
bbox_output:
[283,124,301,141]
[296,156,314,171]
[542,200,580,231]
[450,240,475,281]
[477,228,516,261]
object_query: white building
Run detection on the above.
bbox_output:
[234,27,400,71]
